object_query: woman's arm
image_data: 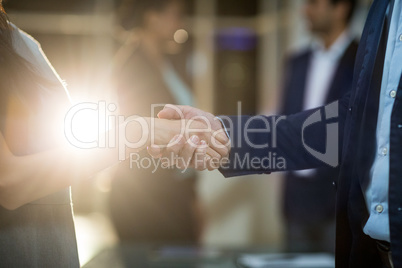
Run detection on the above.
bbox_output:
[0,117,189,210]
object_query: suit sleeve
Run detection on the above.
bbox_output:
[278,56,294,115]
[219,92,350,178]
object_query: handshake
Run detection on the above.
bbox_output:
[147,104,231,171]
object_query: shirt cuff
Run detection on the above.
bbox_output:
[216,116,231,142]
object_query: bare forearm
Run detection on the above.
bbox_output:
[0,117,182,209]
[0,145,119,209]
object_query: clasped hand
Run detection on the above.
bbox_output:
[149,105,231,171]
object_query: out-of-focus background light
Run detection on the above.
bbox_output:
[174,29,189,44]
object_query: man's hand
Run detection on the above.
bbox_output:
[148,105,231,171]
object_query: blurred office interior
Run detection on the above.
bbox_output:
[4,0,372,265]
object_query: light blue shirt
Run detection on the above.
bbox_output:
[364,0,402,242]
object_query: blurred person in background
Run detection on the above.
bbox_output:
[109,0,202,245]
[279,0,357,253]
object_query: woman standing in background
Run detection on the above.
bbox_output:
[110,0,203,245]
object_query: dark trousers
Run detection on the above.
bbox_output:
[376,240,394,268]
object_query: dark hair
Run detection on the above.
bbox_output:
[117,0,184,30]
[330,0,357,23]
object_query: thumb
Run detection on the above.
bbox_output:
[157,104,184,120]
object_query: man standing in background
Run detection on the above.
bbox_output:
[280,0,357,253]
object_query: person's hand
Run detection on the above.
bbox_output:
[115,115,223,163]
[148,105,231,171]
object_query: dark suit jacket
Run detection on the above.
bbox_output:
[219,0,402,266]
[280,41,358,224]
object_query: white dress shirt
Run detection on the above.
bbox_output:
[295,31,354,177]
[303,31,354,110]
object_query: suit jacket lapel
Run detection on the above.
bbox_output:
[325,41,358,104]
[350,0,390,107]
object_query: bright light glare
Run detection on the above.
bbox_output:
[174,29,189,44]
[70,109,99,144]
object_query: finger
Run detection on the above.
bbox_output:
[157,104,184,120]
[214,129,230,147]
[161,135,185,167]
[210,129,230,155]
[207,155,223,171]
[147,145,163,158]
[205,146,230,171]
[204,137,230,161]
[212,117,231,144]
[191,140,208,171]
[176,135,200,170]
[206,147,222,161]
[192,127,229,158]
